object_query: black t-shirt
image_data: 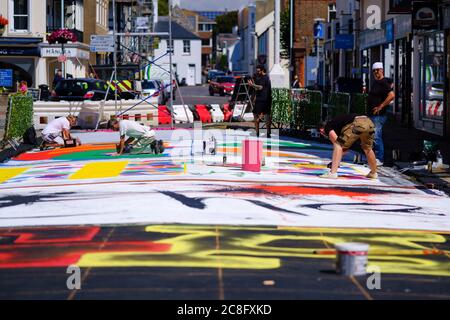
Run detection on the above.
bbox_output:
[325,113,358,135]
[367,77,393,116]
[255,74,272,104]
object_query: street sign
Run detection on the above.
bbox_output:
[0,69,13,87]
[313,21,324,39]
[58,54,67,62]
[90,35,115,52]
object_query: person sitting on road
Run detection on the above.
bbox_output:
[41,115,80,150]
[107,118,164,156]
[318,113,378,179]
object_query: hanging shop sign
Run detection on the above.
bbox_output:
[389,0,412,14]
[334,34,354,50]
[41,46,90,60]
[360,20,394,50]
[412,1,439,30]
[395,15,412,39]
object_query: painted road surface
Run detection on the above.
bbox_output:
[0,129,449,299]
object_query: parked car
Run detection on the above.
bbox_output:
[142,80,165,105]
[209,76,236,96]
[426,82,444,100]
[50,79,115,101]
[207,70,226,83]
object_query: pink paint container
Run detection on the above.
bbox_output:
[335,243,369,276]
[242,139,263,172]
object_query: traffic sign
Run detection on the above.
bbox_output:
[58,54,67,62]
[90,35,115,52]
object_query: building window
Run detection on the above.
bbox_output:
[201,38,210,46]
[167,39,174,51]
[420,32,445,121]
[10,0,30,32]
[183,40,191,54]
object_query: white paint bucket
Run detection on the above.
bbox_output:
[335,243,369,276]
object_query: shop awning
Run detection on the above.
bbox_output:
[0,37,43,45]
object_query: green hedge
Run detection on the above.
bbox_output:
[271,88,292,126]
[4,94,34,140]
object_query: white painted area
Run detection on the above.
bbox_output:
[1,132,449,231]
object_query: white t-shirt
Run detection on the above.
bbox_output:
[42,117,70,136]
[119,120,155,138]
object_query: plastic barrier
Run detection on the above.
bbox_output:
[223,103,232,122]
[291,89,322,131]
[172,105,194,123]
[326,92,351,118]
[158,105,172,125]
[209,104,224,123]
[33,99,159,129]
[195,104,212,123]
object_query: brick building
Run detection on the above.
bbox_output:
[291,0,335,87]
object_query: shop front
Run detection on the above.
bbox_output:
[394,14,413,126]
[443,4,450,138]
[0,37,43,89]
[40,43,91,89]
[359,19,395,99]
[411,1,445,136]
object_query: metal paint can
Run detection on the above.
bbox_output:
[335,243,369,276]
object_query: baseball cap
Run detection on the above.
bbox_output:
[372,62,384,70]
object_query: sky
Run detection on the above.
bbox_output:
[178,0,252,11]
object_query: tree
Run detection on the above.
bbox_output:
[280,8,290,59]
[214,11,238,34]
[158,0,168,16]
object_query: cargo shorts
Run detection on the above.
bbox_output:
[336,116,375,150]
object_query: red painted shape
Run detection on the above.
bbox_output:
[0,227,171,268]
[158,105,172,125]
[253,185,371,197]
[194,105,212,123]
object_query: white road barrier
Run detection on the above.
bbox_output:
[209,104,224,123]
[172,105,194,123]
[33,99,159,129]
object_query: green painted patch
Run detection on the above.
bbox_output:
[54,149,167,161]
[219,141,329,150]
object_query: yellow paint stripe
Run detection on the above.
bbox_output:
[70,161,128,180]
[0,167,29,184]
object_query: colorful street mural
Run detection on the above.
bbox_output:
[0,225,449,277]
[0,133,449,231]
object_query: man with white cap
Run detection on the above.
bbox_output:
[367,62,395,166]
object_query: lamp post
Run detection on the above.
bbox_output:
[269,0,287,88]
[61,0,65,77]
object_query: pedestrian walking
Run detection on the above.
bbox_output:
[292,75,301,89]
[52,69,64,89]
[318,113,378,179]
[367,62,395,166]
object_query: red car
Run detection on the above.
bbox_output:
[209,76,236,96]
